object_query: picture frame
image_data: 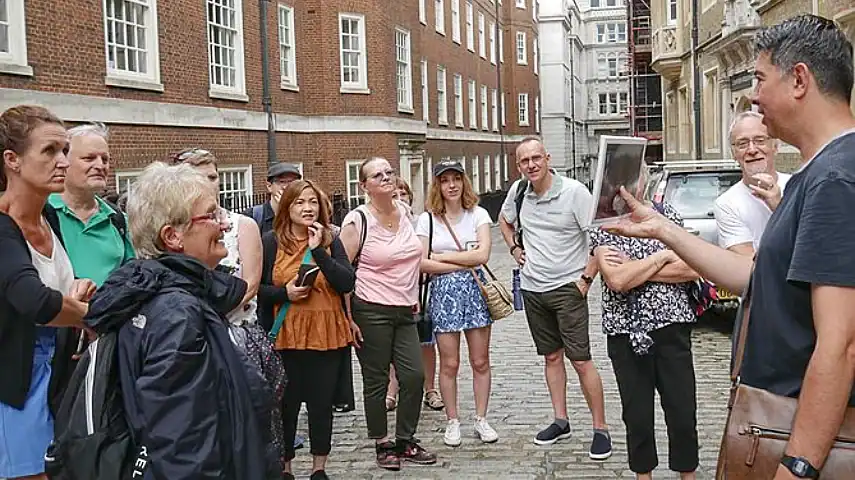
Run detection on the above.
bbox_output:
[588,135,648,225]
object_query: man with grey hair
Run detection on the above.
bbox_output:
[713,111,790,256]
[47,122,134,287]
[602,15,855,478]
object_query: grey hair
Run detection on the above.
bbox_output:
[67,122,109,140]
[358,157,390,182]
[754,14,854,103]
[126,162,216,259]
[728,111,764,141]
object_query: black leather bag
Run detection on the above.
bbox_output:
[416,214,434,343]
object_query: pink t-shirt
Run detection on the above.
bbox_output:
[343,203,423,307]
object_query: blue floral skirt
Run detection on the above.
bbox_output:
[428,269,492,334]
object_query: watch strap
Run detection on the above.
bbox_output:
[781,455,820,479]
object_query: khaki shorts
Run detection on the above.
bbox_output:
[521,282,591,361]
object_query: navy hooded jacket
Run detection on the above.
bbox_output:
[84,254,280,480]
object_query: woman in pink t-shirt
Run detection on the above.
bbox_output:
[339,158,437,472]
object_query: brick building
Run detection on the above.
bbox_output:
[649,0,855,170]
[0,0,541,215]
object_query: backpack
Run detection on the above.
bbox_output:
[513,179,529,249]
[251,204,265,230]
[44,334,148,480]
[103,199,130,262]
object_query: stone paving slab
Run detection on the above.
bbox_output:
[289,228,733,479]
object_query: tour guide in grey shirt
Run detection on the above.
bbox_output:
[499,136,612,461]
[603,16,855,479]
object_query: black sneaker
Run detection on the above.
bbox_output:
[533,422,572,446]
[283,473,296,480]
[397,439,437,465]
[310,470,330,480]
[375,442,401,471]
[589,431,613,460]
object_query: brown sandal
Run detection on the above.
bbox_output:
[423,389,444,410]
[385,395,397,411]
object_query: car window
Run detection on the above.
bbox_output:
[663,172,742,219]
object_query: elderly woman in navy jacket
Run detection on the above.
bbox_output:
[84,162,279,479]
[0,105,95,480]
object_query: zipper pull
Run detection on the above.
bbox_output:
[746,427,760,466]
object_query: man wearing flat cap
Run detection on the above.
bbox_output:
[243,162,302,234]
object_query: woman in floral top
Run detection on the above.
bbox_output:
[589,177,701,480]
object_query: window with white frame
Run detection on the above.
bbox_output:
[437,66,448,125]
[498,27,504,63]
[116,171,141,195]
[483,156,491,192]
[480,85,488,131]
[516,31,527,64]
[503,153,509,181]
[435,0,445,34]
[453,74,464,127]
[207,0,246,98]
[346,161,366,209]
[516,0,525,8]
[596,23,626,43]
[535,95,540,132]
[478,13,486,59]
[0,0,30,74]
[518,93,529,126]
[489,22,496,64]
[103,0,161,87]
[668,0,677,24]
[396,28,413,112]
[619,53,627,75]
[451,0,461,44]
[471,155,481,193]
[339,13,368,93]
[465,2,474,52]
[493,154,501,190]
[620,92,628,114]
[419,0,426,24]
[278,4,297,89]
[591,0,620,6]
[491,89,498,131]
[468,80,477,129]
[533,38,538,74]
[532,0,537,19]
[501,93,506,126]
[598,92,619,115]
[421,59,429,122]
[218,166,253,206]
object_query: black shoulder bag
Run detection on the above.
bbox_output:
[416,214,434,343]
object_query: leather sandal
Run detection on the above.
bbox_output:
[423,389,445,410]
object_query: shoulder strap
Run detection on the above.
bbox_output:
[269,249,314,342]
[251,204,265,228]
[102,199,130,263]
[353,209,367,266]
[42,203,67,250]
[419,214,433,309]
[514,180,528,247]
[730,276,753,382]
[439,213,497,289]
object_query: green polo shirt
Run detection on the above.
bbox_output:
[48,194,135,286]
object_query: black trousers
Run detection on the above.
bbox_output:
[332,346,355,407]
[279,348,345,461]
[607,323,699,474]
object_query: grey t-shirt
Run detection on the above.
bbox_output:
[742,130,855,405]
[500,175,593,293]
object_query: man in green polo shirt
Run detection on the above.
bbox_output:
[48,123,134,286]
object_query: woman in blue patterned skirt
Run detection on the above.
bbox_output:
[416,160,497,448]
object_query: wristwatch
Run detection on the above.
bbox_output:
[781,455,820,479]
[581,274,594,285]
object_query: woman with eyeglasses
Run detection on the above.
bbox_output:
[339,158,437,472]
[257,180,356,480]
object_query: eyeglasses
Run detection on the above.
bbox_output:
[732,136,769,151]
[189,208,229,226]
[368,169,396,182]
[517,154,545,169]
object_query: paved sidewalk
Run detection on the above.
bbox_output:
[290,227,733,479]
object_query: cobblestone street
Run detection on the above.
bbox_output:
[292,227,734,479]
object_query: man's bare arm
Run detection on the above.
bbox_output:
[778,285,855,475]
[727,242,756,258]
[499,214,516,250]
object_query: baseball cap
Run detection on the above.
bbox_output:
[267,162,302,181]
[433,160,465,177]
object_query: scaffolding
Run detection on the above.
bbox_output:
[627,0,663,162]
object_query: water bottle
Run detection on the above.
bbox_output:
[512,268,524,311]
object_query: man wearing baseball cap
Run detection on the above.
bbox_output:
[243,162,302,234]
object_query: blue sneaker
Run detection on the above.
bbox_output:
[533,422,572,446]
[589,431,612,460]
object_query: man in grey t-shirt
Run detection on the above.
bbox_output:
[499,137,611,459]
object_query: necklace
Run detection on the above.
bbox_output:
[370,204,395,229]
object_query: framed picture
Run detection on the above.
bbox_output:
[588,135,648,225]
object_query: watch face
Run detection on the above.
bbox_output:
[793,460,808,476]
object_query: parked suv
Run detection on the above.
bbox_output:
[644,160,743,324]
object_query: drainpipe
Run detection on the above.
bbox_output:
[569,38,577,178]
[259,0,277,166]
[495,0,506,175]
[691,0,702,159]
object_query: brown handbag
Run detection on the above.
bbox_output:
[716,285,855,478]
[439,214,514,321]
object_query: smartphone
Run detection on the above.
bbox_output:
[296,264,321,288]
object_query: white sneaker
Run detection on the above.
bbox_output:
[474,416,499,443]
[444,419,462,447]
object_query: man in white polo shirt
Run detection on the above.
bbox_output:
[499,136,611,460]
[714,111,790,256]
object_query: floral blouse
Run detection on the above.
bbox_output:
[588,202,696,355]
